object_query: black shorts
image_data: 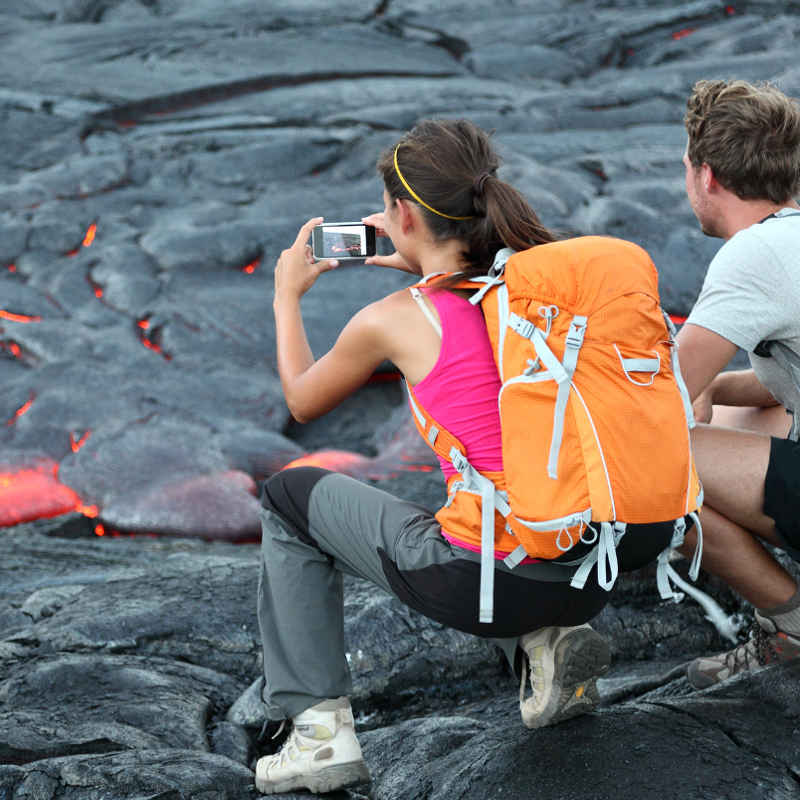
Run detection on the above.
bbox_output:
[764,436,800,559]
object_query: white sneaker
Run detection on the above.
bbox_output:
[254,697,370,795]
[519,624,611,729]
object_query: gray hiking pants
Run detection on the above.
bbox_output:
[257,467,676,720]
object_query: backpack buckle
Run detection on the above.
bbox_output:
[509,313,535,340]
[565,318,587,349]
[450,448,469,475]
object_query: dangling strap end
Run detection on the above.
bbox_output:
[503,545,528,569]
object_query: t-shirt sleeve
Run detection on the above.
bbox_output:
[686,228,790,352]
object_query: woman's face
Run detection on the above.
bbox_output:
[381,188,425,274]
[382,189,409,251]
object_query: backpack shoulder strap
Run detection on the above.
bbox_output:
[761,340,800,440]
[409,287,442,337]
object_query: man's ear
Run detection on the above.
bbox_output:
[701,163,718,192]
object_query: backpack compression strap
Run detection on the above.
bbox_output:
[406,383,512,623]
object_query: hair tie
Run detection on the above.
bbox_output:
[393,146,474,221]
[473,171,492,196]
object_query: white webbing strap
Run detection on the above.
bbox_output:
[450,447,497,623]
[503,545,528,569]
[687,511,703,581]
[655,515,703,602]
[409,287,442,337]
[663,311,696,430]
[524,315,586,479]
[406,381,427,427]
[489,247,514,277]
[467,274,505,305]
[508,313,587,479]
[569,521,625,591]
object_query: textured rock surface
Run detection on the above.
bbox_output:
[1,1,800,797]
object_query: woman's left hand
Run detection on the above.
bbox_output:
[274,217,339,302]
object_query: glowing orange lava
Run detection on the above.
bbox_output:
[0,310,42,323]
[0,461,84,526]
[70,430,91,453]
[282,450,369,472]
[6,393,34,426]
[82,223,97,247]
[671,28,695,39]
[242,258,261,274]
[668,314,687,325]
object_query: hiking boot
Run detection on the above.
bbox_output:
[254,697,370,795]
[687,614,800,689]
[519,624,611,729]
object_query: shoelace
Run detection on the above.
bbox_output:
[724,625,774,673]
[263,724,309,770]
[519,652,544,703]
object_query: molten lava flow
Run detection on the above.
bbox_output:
[0,461,84,526]
[668,313,687,325]
[67,224,97,257]
[671,28,695,39]
[6,392,34,426]
[70,430,91,453]
[136,317,170,359]
[1,310,41,323]
[1,340,23,360]
[241,258,261,274]
[82,223,97,247]
[282,450,369,472]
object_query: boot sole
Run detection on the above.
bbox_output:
[521,628,611,729]
[255,759,371,795]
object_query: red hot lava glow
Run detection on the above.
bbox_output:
[0,460,84,526]
[6,393,35,426]
[70,430,91,453]
[83,223,97,247]
[0,310,41,323]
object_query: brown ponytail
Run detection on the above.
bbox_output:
[376,119,556,280]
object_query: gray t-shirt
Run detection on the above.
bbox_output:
[686,207,800,424]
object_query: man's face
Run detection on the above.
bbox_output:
[683,145,723,238]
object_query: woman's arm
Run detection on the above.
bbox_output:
[273,217,393,423]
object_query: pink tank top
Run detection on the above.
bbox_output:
[409,287,503,479]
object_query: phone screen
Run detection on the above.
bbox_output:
[313,223,375,259]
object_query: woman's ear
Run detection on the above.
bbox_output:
[396,198,417,234]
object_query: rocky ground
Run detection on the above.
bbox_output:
[1,0,800,797]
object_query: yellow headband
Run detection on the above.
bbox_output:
[393,146,474,221]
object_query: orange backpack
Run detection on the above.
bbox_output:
[407,236,703,622]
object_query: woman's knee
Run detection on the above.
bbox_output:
[261,467,332,517]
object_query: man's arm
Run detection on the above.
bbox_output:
[676,322,777,422]
[675,322,739,402]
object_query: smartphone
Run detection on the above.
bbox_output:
[311,222,376,261]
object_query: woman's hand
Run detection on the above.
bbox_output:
[361,212,418,274]
[274,217,339,303]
